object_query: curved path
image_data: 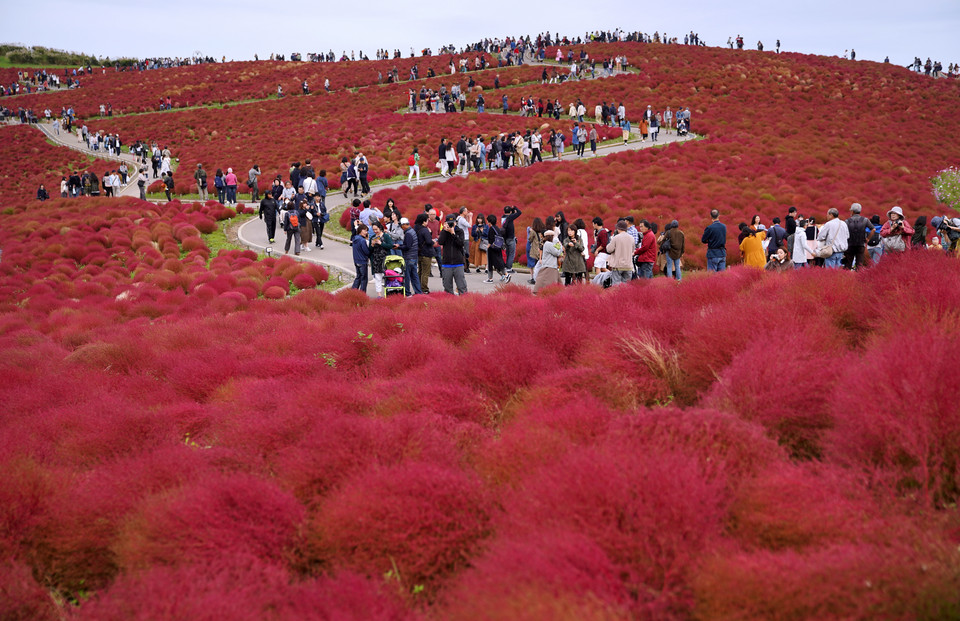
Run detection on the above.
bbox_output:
[30,113,698,296]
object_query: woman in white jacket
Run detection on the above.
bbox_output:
[533,230,563,293]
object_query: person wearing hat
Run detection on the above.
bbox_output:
[194,163,208,201]
[843,202,872,270]
[879,206,914,254]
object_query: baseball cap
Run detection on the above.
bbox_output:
[400,217,410,225]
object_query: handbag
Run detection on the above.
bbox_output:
[492,233,505,250]
[814,243,834,259]
[882,233,906,253]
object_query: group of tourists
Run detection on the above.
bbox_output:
[56,168,129,199]
[711,204,960,273]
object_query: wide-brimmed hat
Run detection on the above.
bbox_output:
[887,205,904,219]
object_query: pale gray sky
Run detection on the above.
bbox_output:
[2,0,957,66]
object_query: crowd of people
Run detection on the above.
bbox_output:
[301,194,960,297]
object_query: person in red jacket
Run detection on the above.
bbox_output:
[633,220,657,279]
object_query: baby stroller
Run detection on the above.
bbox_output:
[383,255,406,297]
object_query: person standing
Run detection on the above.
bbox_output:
[456,206,473,271]
[247,165,260,202]
[501,205,522,273]
[351,224,371,293]
[589,125,598,157]
[606,221,635,285]
[816,208,850,268]
[561,224,587,284]
[224,168,238,205]
[369,221,394,297]
[663,220,685,281]
[634,220,658,279]
[879,206,914,254]
[739,227,767,269]
[259,193,279,243]
[398,217,422,295]
[843,203,872,270]
[193,164,208,200]
[701,209,728,271]
[415,213,435,294]
[533,230,562,292]
[357,156,370,196]
[438,215,468,295]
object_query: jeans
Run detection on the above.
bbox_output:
[504,237,517,270]
[636,262,654,279]
[216,186,225,203]
[352,263,368,293]
[824,251,844,268]
[478,105,484,113]
[226,185,237,204]
[403,258,422,295]
[665,256,682,281]
[441,265,468,294]
[867,245,883,264]
[706,251,726,272]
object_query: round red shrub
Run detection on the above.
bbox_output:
[114,473,305,570]
[263,285,286,299]
[305,462,492,592]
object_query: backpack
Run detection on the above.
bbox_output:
[214,176,224,189]
[408,155,416,166]
[285,211,299,230]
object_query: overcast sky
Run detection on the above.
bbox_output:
[2,1,957,67]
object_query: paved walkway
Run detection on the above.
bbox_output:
[30,108,698,297]
[237,129,697,295]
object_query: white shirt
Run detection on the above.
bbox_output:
[818,218,850,252]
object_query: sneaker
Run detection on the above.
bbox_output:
[483,278,494,283]
[506,268,515,273]
[527,278,536,285]
[504,273,512,283]
[304,246,311,252]
[476,268,483,273]
[268,238,275,243]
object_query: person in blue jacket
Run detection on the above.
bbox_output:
[351,224,371,293]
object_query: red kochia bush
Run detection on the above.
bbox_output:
[305,462,492,593]
[75,554,411,621]
[441,532,629,620]
[0,559,59,621]
[693,539,960,620]
[826,324,960,508]
[499,444,728,616]
[114,473,305,571]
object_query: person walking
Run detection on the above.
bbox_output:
[351,224,371,293]
[259,193,279,243]
[163,172,175,201]
[484,214,511,283]
[281,203,302,255]
[501,205,522,272]
[701,210,727,271]
[407,148,420,185]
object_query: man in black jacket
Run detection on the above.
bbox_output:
[438,215,468,294]
[843,202,871,270]
[398,217,422,295]
[259,194,279,243]
[456,135,468,175]
[501,205,522,272]
[414,213,434,294]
